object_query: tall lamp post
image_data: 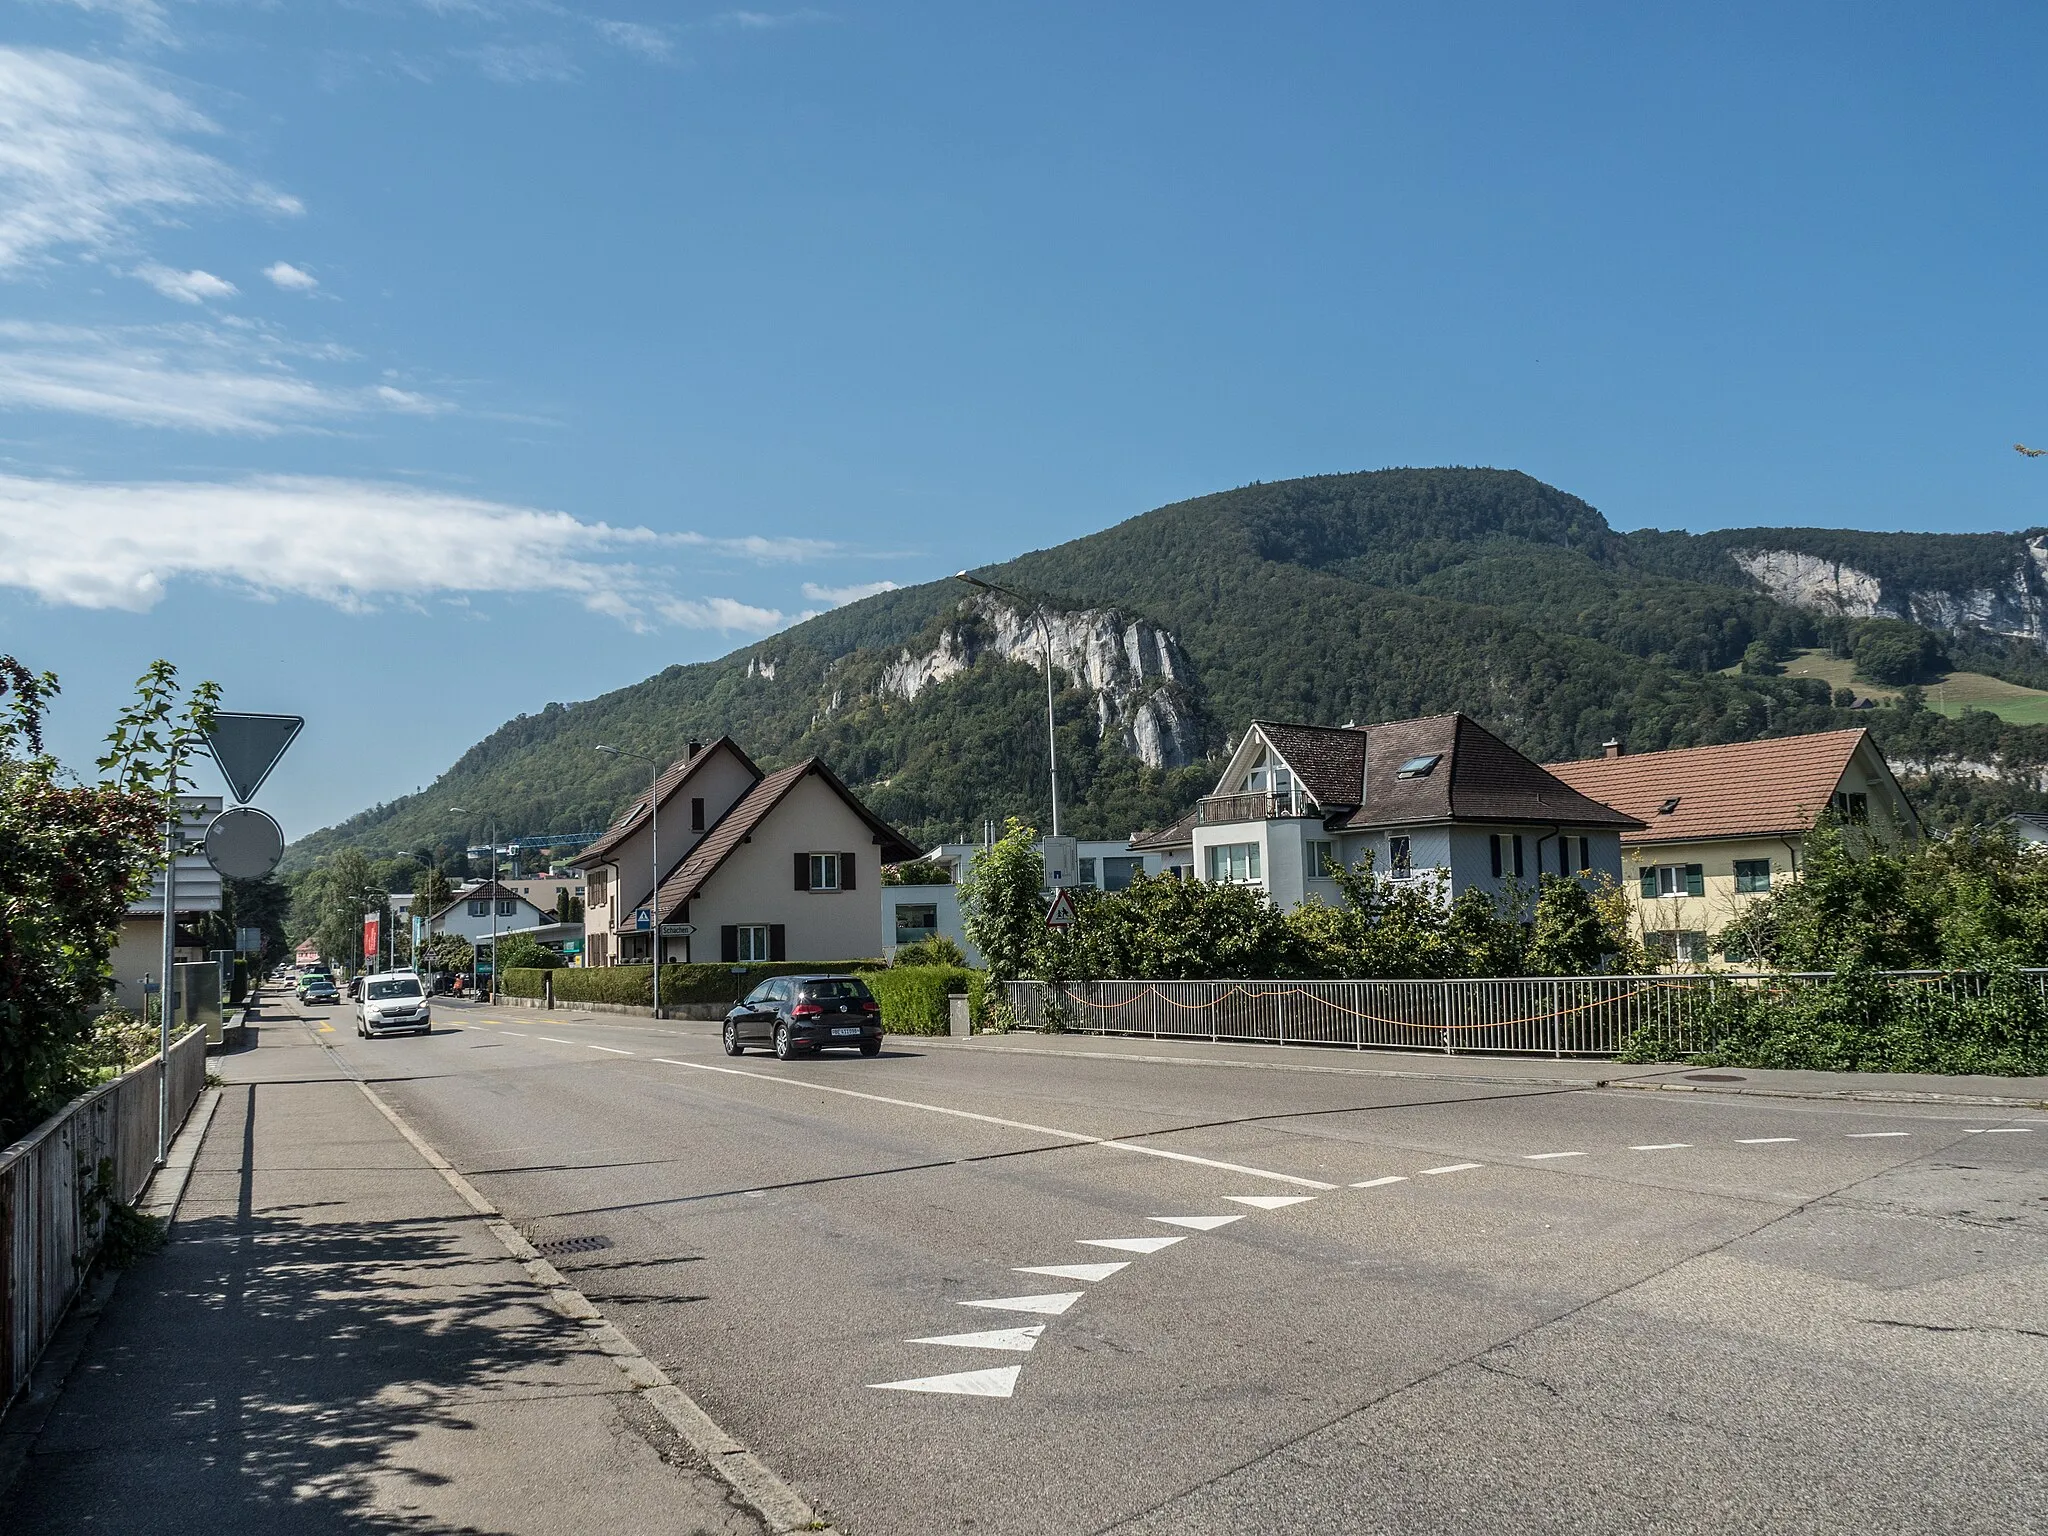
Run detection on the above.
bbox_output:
[596,745,665,1021]
[448,807,498,1002]
[956,572,1060,837]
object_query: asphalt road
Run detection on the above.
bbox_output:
[290,992,2047,1536]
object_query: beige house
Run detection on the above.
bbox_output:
[1545,728,1920,967]
[579,737,917,967]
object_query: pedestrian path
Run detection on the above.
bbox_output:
[0,1016,765,1536]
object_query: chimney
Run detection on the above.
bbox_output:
[1601,739,1624,760]
[687,739,704,758]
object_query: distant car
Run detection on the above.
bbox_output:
[345,975,365,1000]
[724,975,882,1060]
[358,971,432,1037]
[298,975,339,1005]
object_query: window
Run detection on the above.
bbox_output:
[1560,837,1589,876]
[1646,929,1710,963]
[1305,840,1336,877]
[797,852,857,892]
[691,797,705,831]
[467,900,487,917]
[1078,857,1098,887]
[1207,842,1261,883]
[1389,835,1412,879]
[1640,864,1706,899]
[894,903,939,946]
[497,898,517,916]
[810,853,841,890]
[1733,858,1772,894]
[1833,791,1869,823]
[1395,754,1441,779]
[737,925,771,962]
[1101,856,1143,892]
[589,869,608,905]
[367,978,423,1000]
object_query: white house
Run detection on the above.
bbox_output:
[427,880,556,945]
[580,737,919,966]
[1132,713,1641,909]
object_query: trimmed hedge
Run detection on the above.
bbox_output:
[868,966,985,1035]
[504,960,883,1007]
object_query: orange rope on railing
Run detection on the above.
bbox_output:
[1044,981,1684,1032]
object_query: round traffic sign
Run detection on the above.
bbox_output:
[204,806,285,880]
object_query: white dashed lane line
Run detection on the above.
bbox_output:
[1848,1131,1911,1138]
[1630,1143,1691,1151]
[1737,1137,1798,1144]
[1418,1162,1483,1175]
[586,1044,635,1055]
[1522,1151,1585,1161]
[1966,1127,2034,1134]
[1351,1175,1408,1188]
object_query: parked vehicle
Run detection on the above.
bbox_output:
[358,971,432,1037]
[724,975,883,1060]
[298,974,339,1005]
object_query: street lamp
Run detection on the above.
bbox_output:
[448,807,498,1003]
[596,744,667,1021]
[956,572,1060,837]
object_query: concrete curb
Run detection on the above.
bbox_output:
[1601,1078,2048,1110]
[312,1020,836,1535]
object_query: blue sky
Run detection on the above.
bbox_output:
[4,1,2046,836]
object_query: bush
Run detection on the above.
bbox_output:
[867,966,985,1034]
[893,935,967,968]
[500,967,547,998]
[495,932,564,972]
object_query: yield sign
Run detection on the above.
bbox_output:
[1044,888,1077,930]
[204,712,304,804]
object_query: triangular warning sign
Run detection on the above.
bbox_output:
[1044,888,1078,930]
[204,712,304,804]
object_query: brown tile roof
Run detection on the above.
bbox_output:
[1544,729,1881,845]
[428,880,540,923]
[1256,720,1367,807]
[579,737,761,864]
[1129,808,1197,852]
[1336,714,1642,832]
[641,757,920,925]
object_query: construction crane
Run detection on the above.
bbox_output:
[465,831,602,878]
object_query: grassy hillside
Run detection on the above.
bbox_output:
[287,468,2048,868]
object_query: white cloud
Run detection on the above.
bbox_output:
[712,9,830,30]
[33,0,171,47]
[0,320,449,433]
[0,47,302,273]
[592,19,673,60]
[467,41,580,83]
[802,579,899,606]
[135,262,236,303]
[0,473,793,632]
[263,260,318,292]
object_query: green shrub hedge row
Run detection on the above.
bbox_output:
[866,966,985,1035]
[500,960,884,1007]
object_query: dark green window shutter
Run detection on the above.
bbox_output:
[1490,835,1502,878]
[1512,835,1524,879]
[1640,868,1657,899]
[720,925,738,963]
[794,852,810,891]
[840,853,855,891]
[768,924,787,962]
[1685,865,1705,897]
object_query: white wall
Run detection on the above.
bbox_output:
[884,883,976,964]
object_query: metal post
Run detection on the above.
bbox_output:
[488,834,499,1004]
[650,761,662,1021]
[156,793,176,1166]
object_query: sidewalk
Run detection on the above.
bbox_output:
[0,1015,765,1536]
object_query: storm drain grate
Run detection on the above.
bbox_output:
[534,1234,614,1256]
[1684,1072,1745,1082]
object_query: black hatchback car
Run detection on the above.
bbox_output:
[724,975,883,1059]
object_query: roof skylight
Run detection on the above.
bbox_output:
[1395,753,1442,779]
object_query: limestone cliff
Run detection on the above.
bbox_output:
[1732,536,2048,650]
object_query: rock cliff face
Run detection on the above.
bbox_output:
[1733,538,2048,649]
[880,597,1207,769]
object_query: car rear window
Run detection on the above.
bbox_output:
[800,979,872,1002]
[368,979,422,1000]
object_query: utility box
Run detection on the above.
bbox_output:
[947,995,972,1038]
[173,961,224,1045]
[1041,836,1080,889]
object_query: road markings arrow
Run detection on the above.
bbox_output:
[1079,1236,1185,1254]
[958,1291,1085,1316]
[870,1366,1021,1397]
[1225,1195,1316,1210]
[1013,1262,1128,1282]
[1149,1214,1242,1231]
[909,1326,1044,1352]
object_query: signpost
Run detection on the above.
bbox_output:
[1045,888,1077,930]
[659,923,694,937]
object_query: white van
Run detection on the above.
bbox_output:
[357,970,432,1037]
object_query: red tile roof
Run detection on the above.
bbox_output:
[1544,729,1878,846]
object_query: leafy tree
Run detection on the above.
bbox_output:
[1073,873,1296,980]
[290,850,387,972]
[1526,875,1617,974]
[495,932,564,971]
[893,935,968,967]
[424,932,475,975]
[959,818,1045,981]
[1852,620,1944,686]
[1739,639,1782,676]
[885,859,954,885]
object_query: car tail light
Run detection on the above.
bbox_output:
[791,1003,823,1018]
[861,1000,880,1013]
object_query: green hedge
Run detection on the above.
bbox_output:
[504,961,884,1008]
[868,966,985,1035]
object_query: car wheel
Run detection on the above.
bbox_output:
[859,1038,881,1057]
[774,1022,794,1061]
[723,1020,744,1056]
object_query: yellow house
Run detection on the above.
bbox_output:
[1545,728,1920,968]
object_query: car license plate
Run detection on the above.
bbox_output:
[831,1026,859,1037]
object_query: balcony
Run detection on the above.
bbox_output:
[1198,791,1304,824]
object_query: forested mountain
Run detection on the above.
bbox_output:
[287,469,2048,868]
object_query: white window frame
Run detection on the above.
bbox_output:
[1206,842,1262,884]
[1388,835,1413,880]
[1305,839,1336,877]
[808,853,842,891]
[736,924,771,962]
[1652,865,1687,898]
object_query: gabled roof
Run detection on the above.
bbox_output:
[1335,714,1641,832]
[641,757,921,925]
[579,737,761,864]
[1252,720,1368,808]
[429,879,546,923]
[1544,728,1908,846]
[1129,808,1198,852]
